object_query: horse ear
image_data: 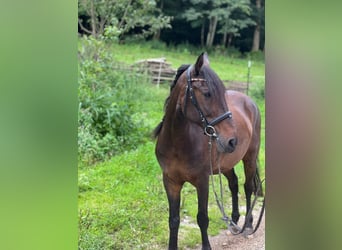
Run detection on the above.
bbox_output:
[194,52,210,75]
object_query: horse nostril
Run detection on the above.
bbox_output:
[216,136,237,153]
[228,138,237,148]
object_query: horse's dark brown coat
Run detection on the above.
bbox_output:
[154,53,262,250]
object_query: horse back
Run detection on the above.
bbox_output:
[226,90,260,131]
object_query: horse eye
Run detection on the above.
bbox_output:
[204,92,211,98]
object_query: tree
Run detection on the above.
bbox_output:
[182,0,217,48]
[251,0,264,51]
[78,0,172,39]
[78,0,117,37]
[181,2,207,47]
[217,0,255,48]
[182,0,254,48]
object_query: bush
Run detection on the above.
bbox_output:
[78,36,151,165]
[164,41,202,55]
[145,39,168,50]
[249,78,265,100]
[247,50,265,61]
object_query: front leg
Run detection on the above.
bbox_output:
[196,175,211,250]
[163,173,183,250]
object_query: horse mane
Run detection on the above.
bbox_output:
[200,66,226,101]
[153,64,190,138]
[152,63,226,138]
[165,64,190,110]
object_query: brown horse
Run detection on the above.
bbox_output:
[154,53,262,250]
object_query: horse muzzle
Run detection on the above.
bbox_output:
[216,136,237,153]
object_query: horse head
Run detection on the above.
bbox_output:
[179,52,238,153]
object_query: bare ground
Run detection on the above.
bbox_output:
[187,209,265,250]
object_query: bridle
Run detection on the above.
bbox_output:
[184,65,232,137]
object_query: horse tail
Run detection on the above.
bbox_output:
[253,162,264,197]
[252,99,263,197]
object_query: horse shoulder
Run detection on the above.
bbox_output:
[225,90,259,138]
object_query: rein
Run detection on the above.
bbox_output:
[208,133,265,236]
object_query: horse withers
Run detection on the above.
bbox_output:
[154,52,262,250]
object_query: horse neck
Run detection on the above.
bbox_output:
[162,88,203,145]
[164,97,187,136]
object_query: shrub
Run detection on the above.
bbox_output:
[249,78,265,100]
[145,39,168,50]
[78,36,150,165]
[247,50,265,61]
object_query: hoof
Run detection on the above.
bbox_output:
[243,227,254,238]
[228,223,241,234]
[201,245,211,250]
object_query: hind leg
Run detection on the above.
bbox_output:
[242,153,258,231]
[224,169,240,226]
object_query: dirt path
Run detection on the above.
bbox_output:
[188,210,265,250]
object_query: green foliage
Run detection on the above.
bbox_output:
[206,44,241,58]
[250,80,265,100]
[247,50,265,61]
[217,0,256,37]
[78,0,172,39]
[170,41,203,55]
[101,19,122,43]
[181,0,255,48]
[78,37,156,165]
[143,39,168,50]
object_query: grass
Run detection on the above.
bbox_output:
[110,42,264,82]
[79,141,169,249]
[79,40,265,249]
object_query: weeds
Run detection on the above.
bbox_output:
[78,37,159,165]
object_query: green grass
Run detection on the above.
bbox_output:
[79,40,265,249]
[79,142,169,249]
[110,42,264,82]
